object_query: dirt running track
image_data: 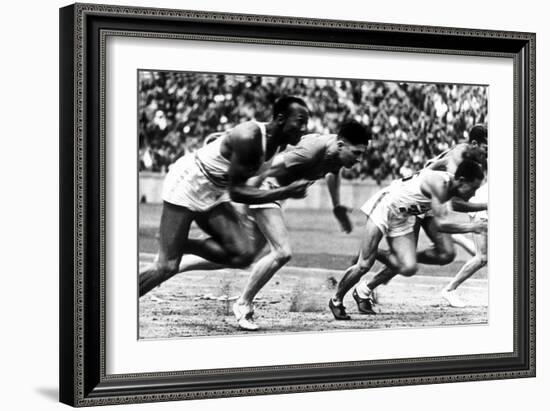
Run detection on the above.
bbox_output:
[138,204,488,339]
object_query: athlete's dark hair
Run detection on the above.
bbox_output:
[455,159,485,182]
[338,120,372,146]
[273,96,309,118]
[468,124,488,145]
[462,147,487,171]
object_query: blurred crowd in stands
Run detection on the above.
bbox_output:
[138,71,487,183]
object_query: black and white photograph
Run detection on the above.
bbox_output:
[55,1,537,407]
[137,71,489,338]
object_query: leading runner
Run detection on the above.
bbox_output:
[139,96,311,297]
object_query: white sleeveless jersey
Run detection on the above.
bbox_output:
[195,121,275,187]
[387,169,452,216]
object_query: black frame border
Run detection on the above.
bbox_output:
[60,3,536,407]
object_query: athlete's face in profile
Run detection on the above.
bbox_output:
[279,104,309,145]
[455,177,483,200]
[338,141,367,168]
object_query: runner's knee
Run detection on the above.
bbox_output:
[228,254,255,268]
[156,259,180,277]
[273,245,292,266]
[476,254,488,267]
[479,254,488,266]
[226,249,256,268]
[400,262,418,277]
[437,249,456,265]
[220,236,257,268]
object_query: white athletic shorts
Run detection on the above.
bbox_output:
[248,177,282,210]
[360,189,416,238]
[417,202,452,220]
[161,154,229,212]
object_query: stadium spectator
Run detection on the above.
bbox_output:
[138,72,487,182]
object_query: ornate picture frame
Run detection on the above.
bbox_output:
[59,3,535,407]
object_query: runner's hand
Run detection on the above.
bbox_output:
[333,205,353,233]
[285,180,311,199]
[473,219,488,234]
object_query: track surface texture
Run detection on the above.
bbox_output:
[139,204,488,339]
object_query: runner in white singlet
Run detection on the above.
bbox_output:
[162,121,278,211]
[329,160,487,320]
[139,96,311,297]
[360,125,488,310]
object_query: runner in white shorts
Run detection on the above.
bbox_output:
[139,96,311,297]
[359,125,488,311]
[329,160,487,320]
